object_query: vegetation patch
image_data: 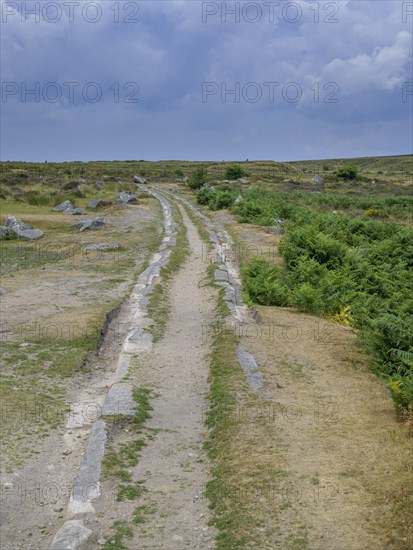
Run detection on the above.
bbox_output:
[198,186,413,416]
[103,520,133,550]
[102,387,153,494]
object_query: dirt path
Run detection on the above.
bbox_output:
[123,204,216,548]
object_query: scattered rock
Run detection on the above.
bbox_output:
[50,520,92,550]
[272,218,288,234]
[133,175,147,184]
[238,177,250,184]
[5,216,31,232]
[53,200,75,212]
[182,177,189,183]
[215,269,228,281]
[202,183,215,191]
[71,217,107,232]
[88,199,112,209]
[237,346,263,391]
[116,191,137,205]
[314,175,324,183]
[234,195,243,205]
[3,216,44,240]
[63,181,80,191]
[64,208,87,215]
[18,229,44,240]
[83,243,120,251]
[0,226,15,239]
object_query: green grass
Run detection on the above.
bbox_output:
[100,387,156,544]
[102,387,153,499]
[132,504,155,525]
[103,521,133,550]
[0,378,66,471]
[204,310,247,549]
[2,309,119,378]
[0,241,74,274]
[146,283,170,343]
[116,481,146,502]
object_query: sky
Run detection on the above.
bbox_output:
[1,0,412,162]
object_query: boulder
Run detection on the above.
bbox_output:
[95,181,104,189]
[5,216,32,231]
[83,243,120,251]
[117,191,137,205]
[272,218,287,235]
[234,195,243,205]
[0,226,16,239]
[88,199,112,209]
[238,177,250,184]
[64,207,87,215]
[182,177,189,183]
[63,181,80,190]
[15,228,44,240]
[202,183,215,191]
[2,217,44,240]
[133,175,147,184]
[53,200,75,212]
[72,217,107,232]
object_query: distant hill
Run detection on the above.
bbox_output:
[287,154,413,179]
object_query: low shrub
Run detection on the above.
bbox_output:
[231,189,413,413]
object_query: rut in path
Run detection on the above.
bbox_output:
[127,204,217,549]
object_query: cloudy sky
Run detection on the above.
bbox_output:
[1,0,412,162]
